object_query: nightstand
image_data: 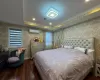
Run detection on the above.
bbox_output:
[95,57,100,77]
[95,63,100,77]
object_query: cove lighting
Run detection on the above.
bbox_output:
[88,8,100,15]
[44,26,49,28]
[46,8,59,19]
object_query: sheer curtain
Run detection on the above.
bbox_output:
[45,32,53,49]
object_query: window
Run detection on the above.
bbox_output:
[45,32,52,48]
[9,28,22,47]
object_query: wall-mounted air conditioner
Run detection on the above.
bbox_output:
[29,29,40,34]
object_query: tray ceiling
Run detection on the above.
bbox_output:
[23,0,100,31]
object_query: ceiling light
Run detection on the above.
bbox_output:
[85,0,90,2]
[88,8,100,15]
[46,8,59,19]
[32,18,36,21]
[49,22,52,25]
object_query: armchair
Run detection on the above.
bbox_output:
[8,50,25,67]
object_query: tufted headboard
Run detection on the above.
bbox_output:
[61,38,94,49]
[61,38,95,62]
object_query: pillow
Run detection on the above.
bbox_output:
[8,57,19,63]
[87,49,94,61]
[18,47,26,51]
[16,48,26,57]
[64,46,73,49]
[61,45,64,48]
[74,47,87,53]
[16,50,22,57]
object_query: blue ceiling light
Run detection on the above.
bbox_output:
[46,8,59,19]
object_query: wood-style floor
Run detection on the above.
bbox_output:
[0,59,100,80]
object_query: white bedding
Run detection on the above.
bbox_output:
[34,48,93,80]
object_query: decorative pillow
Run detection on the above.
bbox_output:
[74,47,87,53]
[61,45,64,48]
[18,47,26,52]
[16,50,21,57]
[87,49,94,60]
[64,46,73,49]
[16,48,26,57]
[8,57,19,63]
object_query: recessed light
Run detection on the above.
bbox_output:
[85,0,90,2]
[49,22,52,25]
[32,18,36,21]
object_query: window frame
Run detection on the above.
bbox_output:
[8,27,23,48]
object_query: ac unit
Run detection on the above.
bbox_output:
[29,29,40,34]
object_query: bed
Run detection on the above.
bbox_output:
[34,38,95,80]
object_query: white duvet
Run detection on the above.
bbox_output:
[34,48,93,80]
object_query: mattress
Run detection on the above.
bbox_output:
[34,48,93,80]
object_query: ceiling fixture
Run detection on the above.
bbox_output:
[49,22,52,25]
[85,0,90,2]
[46,8,59,19]
[32,18,36,21]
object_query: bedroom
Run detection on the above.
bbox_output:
[0,0,100,80]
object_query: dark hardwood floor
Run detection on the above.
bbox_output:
[0,59,100,80]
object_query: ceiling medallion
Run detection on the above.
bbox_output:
[46,8,59,19]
